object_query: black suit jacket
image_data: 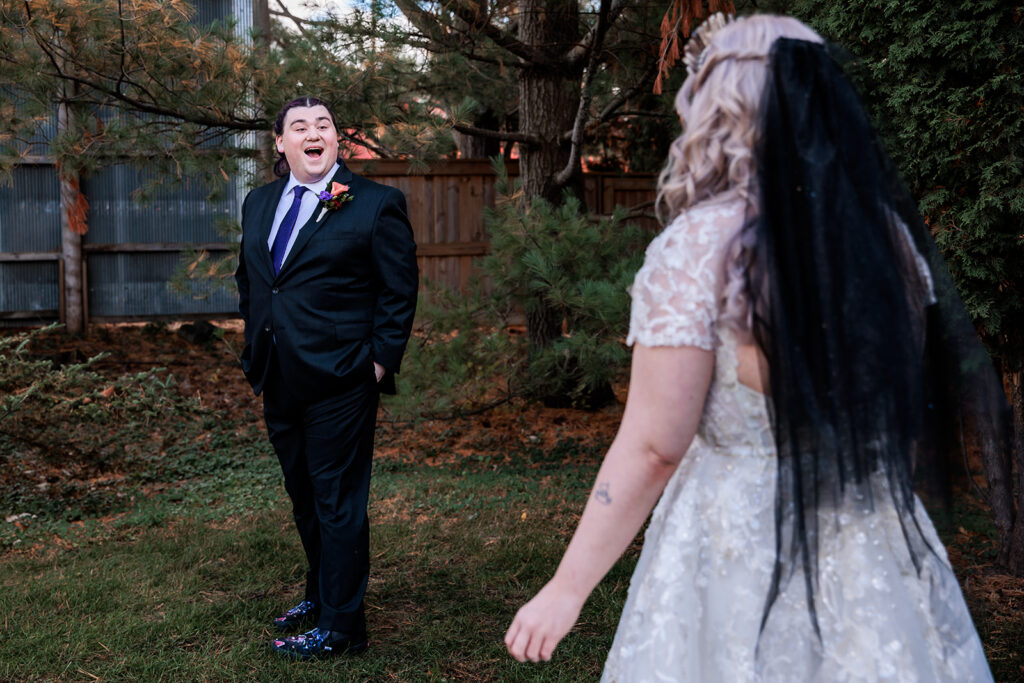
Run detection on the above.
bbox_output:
[235,160,418,398]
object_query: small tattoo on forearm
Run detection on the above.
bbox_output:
[595,482,612,505]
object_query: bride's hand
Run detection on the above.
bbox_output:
[504,579,586,662]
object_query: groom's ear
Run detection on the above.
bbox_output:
[275,135,285,154]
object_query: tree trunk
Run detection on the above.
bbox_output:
[517,0,580,358]
[517,0,581,204]
[57,97,84,335]
[1007,368,1024,574]
[252,0,270,40]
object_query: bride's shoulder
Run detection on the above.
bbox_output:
[683,195,748,227]
[655,196,748,251]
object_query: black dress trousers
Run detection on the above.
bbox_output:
[262,350,380,636]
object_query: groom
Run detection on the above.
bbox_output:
[235,97,418,659]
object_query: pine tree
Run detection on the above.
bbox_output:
[791,0,1024,574]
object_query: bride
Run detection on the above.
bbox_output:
[505,13,1005,682]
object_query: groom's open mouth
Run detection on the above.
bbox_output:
[304,146,324,159]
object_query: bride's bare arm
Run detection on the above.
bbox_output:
[505,343,714,663]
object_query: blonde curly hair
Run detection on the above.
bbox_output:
[656,15,823,222]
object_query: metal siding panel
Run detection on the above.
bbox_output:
[83,165,237,245]
[0,262,59,314]
[87,252,237,317]
[231,0,255,40]
[194,0,234,25]
[0,166,61,252]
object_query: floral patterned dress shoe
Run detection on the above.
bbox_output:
[273,600,319,633]
[271,626,369,660]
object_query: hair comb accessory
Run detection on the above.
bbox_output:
[683,12,734,77]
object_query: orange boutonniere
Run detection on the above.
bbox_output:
[316,182,354,222]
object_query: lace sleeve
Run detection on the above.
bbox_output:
[627,204,737,350]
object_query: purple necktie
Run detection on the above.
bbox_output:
[271,185,308,275]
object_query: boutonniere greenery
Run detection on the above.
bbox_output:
[316,182,354,222]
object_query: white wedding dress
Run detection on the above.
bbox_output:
[602,199,993,682]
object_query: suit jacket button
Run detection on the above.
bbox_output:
[272,287,279,294]
[264,326,271,332]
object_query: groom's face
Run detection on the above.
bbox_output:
[276,105,340,184]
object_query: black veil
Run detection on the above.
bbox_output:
[745,38,1011,636]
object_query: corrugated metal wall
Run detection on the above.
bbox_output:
[82,166,241,320]
[0,165,62,321]
[0,166,61,252]
[0,1,251,325]
[194,0,235,26]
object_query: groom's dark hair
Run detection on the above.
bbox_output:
[272,96,338,177]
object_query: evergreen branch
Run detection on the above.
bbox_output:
[33,67,266,130]
[18,2,264,131]
[116,0,128,94]
[123,45,177,106]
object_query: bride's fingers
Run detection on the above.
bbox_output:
[538,635,557,662]
[508,624,533,662]
[524,630,545,662]
[504,620,520,649]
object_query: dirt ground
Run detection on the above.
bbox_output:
[14,319,626,465]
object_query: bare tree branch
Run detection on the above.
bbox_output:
[339,129,398,159]
[270,0,315,40]
[601,109,674,119]
[448,0,541,64]
[390,0,466,53]
[595,64,659,123]
[393,0,540,65]
[554,0,612,187]
[453,123,541,145]
[564,0,628,67]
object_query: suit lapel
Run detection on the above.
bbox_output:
[276,161,356,278]
[257,176,288,277]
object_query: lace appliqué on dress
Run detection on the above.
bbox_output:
[626,202,742,351]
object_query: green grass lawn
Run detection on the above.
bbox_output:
[1,428,634,681]
[2,418,1021,681]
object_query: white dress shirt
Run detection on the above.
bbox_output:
[266,162,341,262]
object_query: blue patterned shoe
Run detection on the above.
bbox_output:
[271,627,368,660]
[273,600,319,633]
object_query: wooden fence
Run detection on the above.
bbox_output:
[348,159,657,292]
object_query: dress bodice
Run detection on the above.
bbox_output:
[627,199,772,453]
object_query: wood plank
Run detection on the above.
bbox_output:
[0,251,61,262]
[416,241,489,257]
[82,242,232,253]
[347,159,521,177]
[0,309,60,320]
[458,174,486,242]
